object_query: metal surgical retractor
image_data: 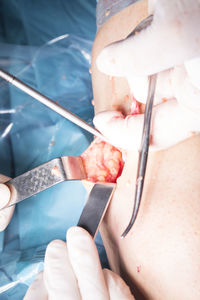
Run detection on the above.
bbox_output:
[3,156,116,239]
[119,15,157,237]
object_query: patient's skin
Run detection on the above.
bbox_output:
[91,1,200,299]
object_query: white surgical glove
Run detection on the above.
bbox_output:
[95,0,200,150]
[0,175,15,231]
[24,227,135,300]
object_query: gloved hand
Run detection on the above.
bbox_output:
[0,175,15,231]
[94,0,200,150]
[24,227,134,300]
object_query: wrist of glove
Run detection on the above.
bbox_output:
[24,227,135,300]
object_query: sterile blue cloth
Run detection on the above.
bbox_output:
[0,1,108,298]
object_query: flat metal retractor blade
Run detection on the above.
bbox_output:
[4,156,86,208]
[78,183,116,238]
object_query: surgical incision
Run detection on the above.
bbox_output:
[81,139,124,183]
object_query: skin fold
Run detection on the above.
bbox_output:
[89,1,200,299]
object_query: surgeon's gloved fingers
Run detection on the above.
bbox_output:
[0,183,10,209]
[103,269,135,300]
[44,239,81,300]
[97,0,200,77]
[146,99,200,149]
[67,226,110,300]
[0,176,15,231]
[148,0,157,14]
[172,65,200,113]
[184,57,200,90]
[127,69,173,105]
[0,204,15,232]
[94,111,143,150]
[23,271,48,300]
[94,100,200,151]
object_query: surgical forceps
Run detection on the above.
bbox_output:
[121,15,157,237]
[122,73,157,237]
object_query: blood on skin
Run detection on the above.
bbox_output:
[81,139,124,183]
[130,95,140,115]
[137,265,141,273]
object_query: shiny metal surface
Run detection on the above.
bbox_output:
[127,14,153,38]
[4,156,87,208]
[78,183,116,238]
[121,15,157,237]
[0,69,106,141]
[122,74,157,237]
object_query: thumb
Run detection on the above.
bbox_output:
[67,226,110,299]
[0,184,11,209]
[97,0,200,77]
[93,111,143,150]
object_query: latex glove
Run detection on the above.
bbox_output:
[23,272,48,300]
[97,0,200,77]
[95,0,200,150]
[0,175,15,231]
[24,227,134,300]
[94,100,200,151]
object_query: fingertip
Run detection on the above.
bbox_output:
[97,41,129,77]
[94,110,143,150]
[66,226,96,257]
[45,240,66,258]
[94,110,123,131]
[45,240,66,267]
[96,45,117,76]
[67,226,90,243]
[0,184,10,209]
[127,75,149,104]
[47,239,65,249]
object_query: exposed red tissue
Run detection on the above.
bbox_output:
[81,139,124,183]
[81,95,140,183]
[130,95,140,115]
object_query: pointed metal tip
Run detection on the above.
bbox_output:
[121,227,131,239]
[121,214,137,238]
